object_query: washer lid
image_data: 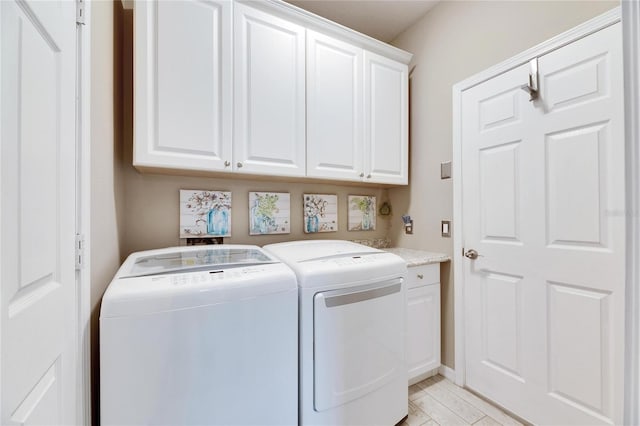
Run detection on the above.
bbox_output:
[122,246,276,278]
[263,240,381,263]
[263,240,406,289]
[101,245,297,318]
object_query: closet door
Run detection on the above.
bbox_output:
[1,1,78,423]
[234,3,306,177]
[306,30,363,181]
[462,23,624,425]
[134,0,232,172]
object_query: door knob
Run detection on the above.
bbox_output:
[237,162,243,168]
[224,161,230,167]
[464,249,479,260]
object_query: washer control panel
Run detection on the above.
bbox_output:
[149,266,268,286]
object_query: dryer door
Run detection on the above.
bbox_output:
[313,278,405,411]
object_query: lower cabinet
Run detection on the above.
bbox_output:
[406,264,441,384]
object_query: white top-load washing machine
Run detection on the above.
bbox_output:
[100,245,298,426]
[263,240,408,426]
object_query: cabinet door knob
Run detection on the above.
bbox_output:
[237,162,243,168]
[366,174,372,179]
[417,274,424,279]
[224,161,230,167]
[359,172,364,178]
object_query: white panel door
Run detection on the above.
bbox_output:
[462,23,624,425]
[134,0,232,172]
[234,3,305,177]
[364,51,408,185]
[1,1,77,424]
[306,30,363,181]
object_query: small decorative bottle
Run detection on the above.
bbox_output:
[362,210,371,230]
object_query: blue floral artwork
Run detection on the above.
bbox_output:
[303,194,337,233]
[180,190,232,238]
[348,195,376,231]
[249,192,290,235]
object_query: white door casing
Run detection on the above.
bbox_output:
[134,0,233,172]
[234,2,306,177]
[1,0,78,424]
[621,2,640,425]
[461,22,624,425]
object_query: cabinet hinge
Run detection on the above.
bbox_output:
[76,0,85,25]
[75,234,85,270]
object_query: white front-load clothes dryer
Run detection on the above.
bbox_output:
[264,240,408,426]
[100,245,298,426]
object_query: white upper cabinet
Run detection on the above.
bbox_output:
[133,0,410,184]
[307,33,408,184]
[365,52,408,185]
[306,30,363,181]
[233,3,306,177]
[134,0,232,172]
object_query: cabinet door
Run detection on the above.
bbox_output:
[134,0,232,172]
[306,30,363,181]
[364,52,408,185]
[234,3,306,177]
[407,284,441,381]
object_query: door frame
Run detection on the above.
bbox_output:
[622,2,640,425]
[451,4,621,388]
[77,0,92,424]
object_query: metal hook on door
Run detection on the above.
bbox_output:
[520,57,539,101]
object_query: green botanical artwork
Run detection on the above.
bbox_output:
[249,192,290,235]
[348,195,376,231]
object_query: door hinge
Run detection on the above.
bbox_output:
[76,0,85,25]
[75,234,85,270]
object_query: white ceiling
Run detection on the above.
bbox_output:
[285,0,440,42]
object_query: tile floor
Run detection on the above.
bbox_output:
[403,375,524,426]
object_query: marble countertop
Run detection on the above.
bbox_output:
[383,248,451,267]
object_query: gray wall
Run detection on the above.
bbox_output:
[90,1,126,423]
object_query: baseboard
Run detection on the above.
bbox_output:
[408,368,439,386]
[438,365,456,382]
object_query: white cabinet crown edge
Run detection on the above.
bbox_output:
[124,0,412,65]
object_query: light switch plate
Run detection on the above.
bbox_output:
[441,220,451,237]
[441,161,452,179]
